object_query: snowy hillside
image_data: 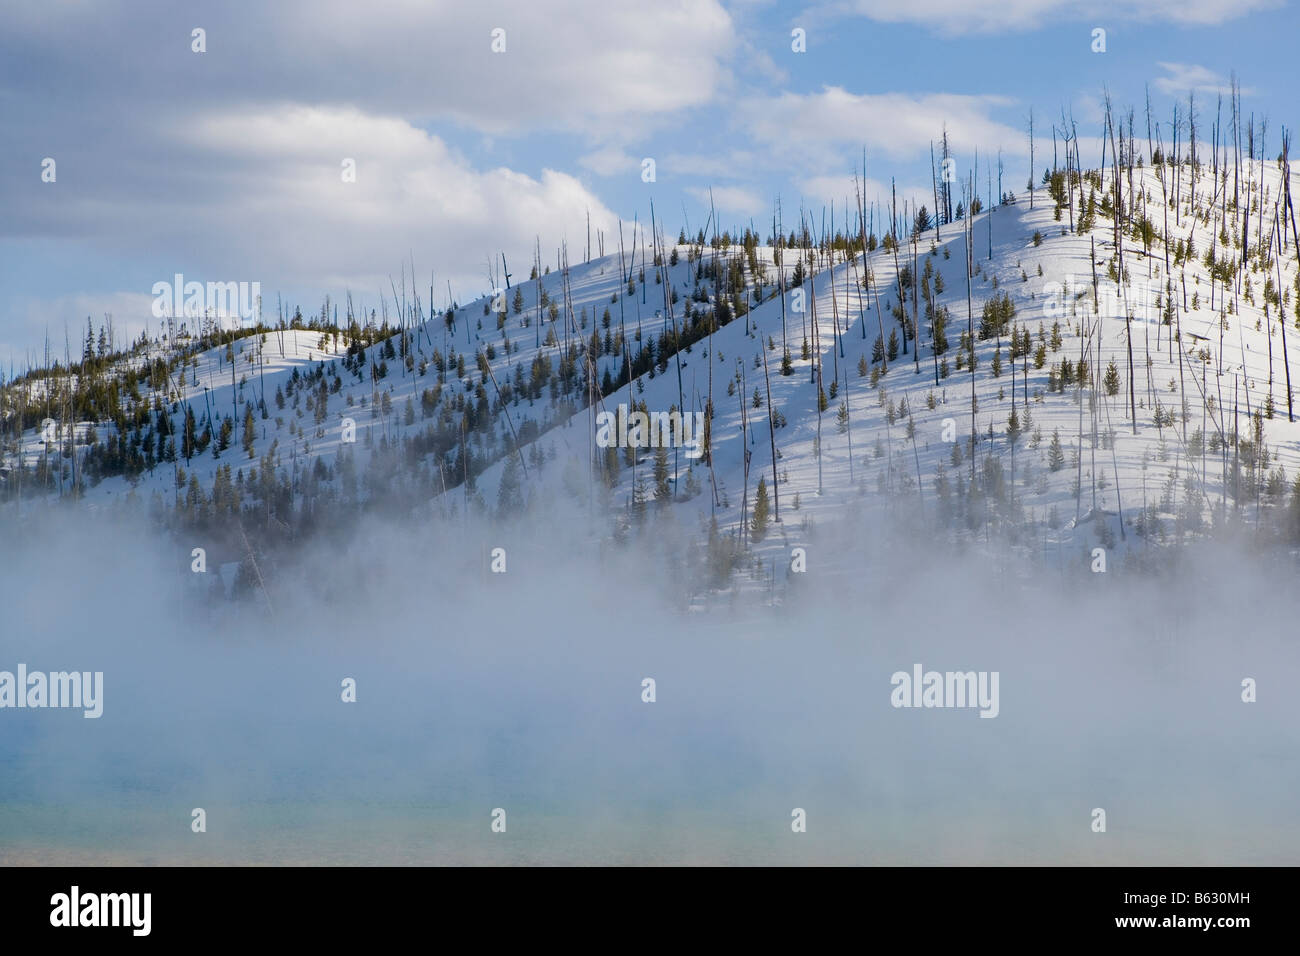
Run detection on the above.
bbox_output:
[5,154,1300,593]
[469,157,1300,581]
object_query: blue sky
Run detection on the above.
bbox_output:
[1,0,1296,366]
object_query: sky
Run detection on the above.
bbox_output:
[1,0,1296,366]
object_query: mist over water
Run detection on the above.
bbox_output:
[1,503,1297,865]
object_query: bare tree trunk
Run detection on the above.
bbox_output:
[760,332,779,521]
[912,233,921,375]
[931,140,942,241]
[966,173,976,485]
[891,179,906,355]
[1274,203,1294,422]
[1028,109,1035,210]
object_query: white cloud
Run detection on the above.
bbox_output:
[184,106,619,287]
[687,186,766,217]
[796,175,933,213]
[1071,94,1105,126]
[739,87,1025,168]
[665,151,760,179]
[1153,62,1250,97]
[578,147,639,178]
[7,106,620,323]
[825,0,1281,34]
[1,0,739,137]
[0,1,745,357]
[2,292,156,366]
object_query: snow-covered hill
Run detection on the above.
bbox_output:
[5,155,1300,592]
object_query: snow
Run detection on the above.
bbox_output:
[6,159,1300,588]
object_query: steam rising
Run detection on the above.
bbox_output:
[1,501,1296,864]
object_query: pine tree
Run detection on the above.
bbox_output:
[497,453,523,517]
[1048,428,1065,471]
[182,406,197,462]
[185,473,205,520]
[632,476,649,523]
[654,442,671,503]
[1104,359,1121,396]
[682,467,700,498]
[751,477,770,542]
[1290,473,1300,543]
[242,404,256,458]
[314,381,329,425]
[913,205,931,237]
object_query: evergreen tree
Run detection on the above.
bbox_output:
[182,406,197,462]
[314,381,329,425]
[1290,474,1300,543]
[632,476,649,524]
[496,453,523,517]
[684,467,701,499]
[912,205,931,237]
[242,404,256,458]
[603,444,619,488]
[1048,429,1065,471]
[186,473,206,520]
[654,442,671,503]
[751,477,770,542]
[1104,359,1121,396]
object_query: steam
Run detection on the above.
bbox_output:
[0,499,1296,864]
